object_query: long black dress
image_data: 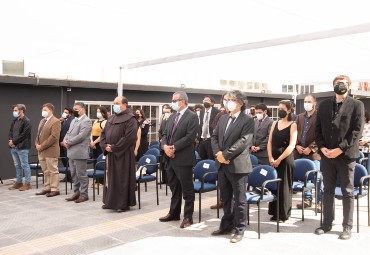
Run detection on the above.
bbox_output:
[268,121,295,221]
[135,119,150,161]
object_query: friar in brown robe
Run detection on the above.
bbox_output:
[100,96,138,211]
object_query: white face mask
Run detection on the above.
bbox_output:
[164,113,171,118]
[42,110,48,118]
[304,103,313,112]
[96,112,103,119]
[171,101,180,111]
[227,101,237,112]
[62,112,68,119]
[256,113,264,120]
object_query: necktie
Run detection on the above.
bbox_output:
[202,111,209,138]
[169,113,180,144]
[224,116,235,134]
[37,119,47,143]
[258,120,262,128]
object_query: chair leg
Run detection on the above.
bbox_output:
[320,193,323,226]
[301,189,304,221]
[145,182,147,192]
[35,170,38,189]
[216,185,219,219]
[65,176,68,195]
[93,178,96,201]
[138,182,141,209]
[199,192,202,223]
[0,177,2,184]
[156,178,159,206]
[247,203,250,225]
[357,196,360,233]
[258,203,260,239]
[368,192,370,227]
[165,179,168,196]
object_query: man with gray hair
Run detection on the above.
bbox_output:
[8,104,32,191]
[63,102,92,203]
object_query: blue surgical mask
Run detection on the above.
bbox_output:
[96,112,103,119]
[113,105,121,114]
[13,111,19,118]
[171,102,180,111]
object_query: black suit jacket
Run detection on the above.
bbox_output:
[315,95,364,159]
[198,107,220,139]
[211,112,254,173]
[162,108,198,167]
[60,117,73,142]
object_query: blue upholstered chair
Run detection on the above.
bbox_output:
[246,165,282,239]
[250,154,259,167]
[58,157,72,195]
[87,153,106,201]
[29,155,44,189]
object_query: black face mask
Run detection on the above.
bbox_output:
[73,111,79,118]
[203,102,211,108]
[334,82,348,95]
[278,110,287,119]
[250,109,255,115]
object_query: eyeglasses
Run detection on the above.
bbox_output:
[172,99,182,103]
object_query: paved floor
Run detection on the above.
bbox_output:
[1,176,370,255]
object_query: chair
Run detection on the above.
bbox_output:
[136,154,159,209]
[149,141,160,149]
[357,151,369,172]
[87,153,106,201]
[320,163,370,233]
[246,165,282,239]
[29,155,44,189]
[145,148,165,190]
[58,157,72,195]
[195,151,201,163]
[292,158,319,221]
[250,154,259,167]
[193,160,219,222]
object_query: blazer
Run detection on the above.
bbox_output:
[60,116,73,142]
[294,111,320,160]
[252,116,273,158]
[64,115,92,160]
[211,112,254,174]
[315,95,364,159]
[35,115,61,158]
[161,108,198,167]
[198,107,220,139]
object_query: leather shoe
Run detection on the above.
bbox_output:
[159,213,180,222]
[211,228,233,236]
[180,218,193,228]
[210,201,224,209]
[74,196,89,203]
[46,191,60,197]
[117,207,129,213]
[314,225,332,235]
[65,194,80,202]
[102,204,110,209]
[339,227,351,240]
[35,190,51,195]
[230,234,243,243]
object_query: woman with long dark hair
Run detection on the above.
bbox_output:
[135,108,151,161]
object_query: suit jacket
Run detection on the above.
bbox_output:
[315,95,364,159]
[211,112,254,173]
[35,115,61,158]
[161,108,198,167]
[198,107,220,139]
[60,116,73,142]
[294,111,320,160]
[252,116,273,158]
[64,115,92,160]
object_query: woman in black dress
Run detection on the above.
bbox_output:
[267,100,297,222]
[135,108,151,161]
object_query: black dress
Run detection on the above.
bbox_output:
[135,120,150,161]
[268,121,295,221]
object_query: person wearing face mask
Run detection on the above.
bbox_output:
[135,108,151,162]
[267,100,297,223]
[34,103,61,197]
[100,96,138,212]
[314,75,364,240]
[8,104,32,191]
[59,107,74,174]
[248,106,256,119]
[251,103,273,165]
[63,102,92,203]
[198,95,220,160]
[210,90,254,243]
[294,94,321,211]
[158,104,173,184]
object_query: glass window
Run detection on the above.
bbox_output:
[288,85,294,92]
[89,105,100,119]
[282,85,287,92]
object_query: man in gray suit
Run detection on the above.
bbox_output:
[63,102,92,203]
[211,90,254,243]
[251,103,273,165]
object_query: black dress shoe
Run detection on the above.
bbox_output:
[211,228,233,236]
[159,213,181,222]
[35,190,51,195]
[230,234,243,243]
[46,191,60,197]
[270,216,286,223]
[180,218,193,228]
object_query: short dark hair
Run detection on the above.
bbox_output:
[98,106,108,120]
[333,74,351,86]
[204,95,216,104]
[279,100,293,121]
[43,103,54,112]
[64,107,73,114]
[13,104,26,113]
[162,104,170,110]
[255,103,267,112]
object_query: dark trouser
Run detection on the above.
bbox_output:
[218,165,248,235]
[166,162,195,219]
[199,139,215,160]
[321,157,355,228]
[60,146,68,167]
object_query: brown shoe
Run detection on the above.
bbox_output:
[35,190,51,195]
[46,191,60,197]
[210,201,224,209]
[65,194,80,202]
[8,182,23,190]
[19,184,31,191]
[180,218,193,228]
[74,196,89,203]
[297,200,312,209]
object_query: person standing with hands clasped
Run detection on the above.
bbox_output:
[314,75,364,240]
[267,100,297,222]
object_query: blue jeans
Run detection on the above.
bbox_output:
[10,148,31,184]
[304,160,322,203]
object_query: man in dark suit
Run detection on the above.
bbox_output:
[211,90,254,243]
[159,91,198,228]
[315,75,364,240]
[198,95,220,160]
[251,103,273,165]
[59,107,73,182]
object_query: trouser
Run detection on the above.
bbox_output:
[10,148,31,184]
[321,157,355,228]
[69,159,89,198]
[304,160,322,203]
[38,153,59,191]
[199,139,214,160]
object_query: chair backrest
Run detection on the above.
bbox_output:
[145,148,161,158]
[149,144,160,149]
[248,165,278,191]
[356,151,365,164]
[138,154,157,175]
[149,141,160,147]
[195,151,201,162]
[354,163,368,187]
[193,160,217,183]
[95,153,106,170]
[294,158,317,182]
[250,154,259,167]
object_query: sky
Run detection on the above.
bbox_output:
[2,0,370,91]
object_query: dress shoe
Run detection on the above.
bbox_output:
[211,228,233,236]
[339,227,352,240]
[8,182,23,190]
[314,225,332,235]
[270,216,286,223]
[35,190,51,195]
[210,201,224,209]
[74,196,89,203]
[19,183,31,191]
[159,213,180,222]
[46,191,60,197]
[180,218,193,228]
[116,207,129,213]
[65,194,80,202]
[102,204,110,209]
[296,200,312,209]
[230,234,243,243]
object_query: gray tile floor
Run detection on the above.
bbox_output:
[1,176,370,255]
